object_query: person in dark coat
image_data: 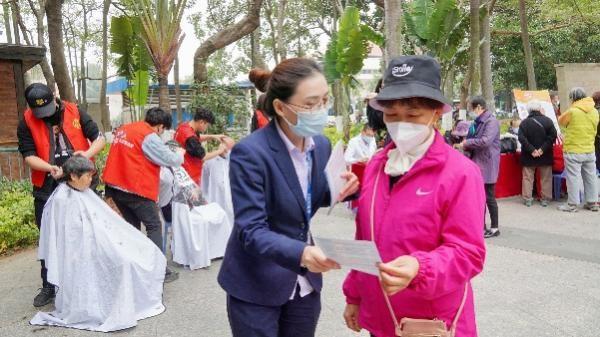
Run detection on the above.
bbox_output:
[518,100,558,207]
[462,96,501,238]
[593,91,600,172]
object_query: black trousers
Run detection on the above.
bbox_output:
[34,198,54,289]
[106,187,164,252]
[227,290,321,337]
[485,183,499,229]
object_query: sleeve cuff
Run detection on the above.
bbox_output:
[345,295,361,305]
[408,251,433,291]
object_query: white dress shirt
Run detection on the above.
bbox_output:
[275,121,315,300]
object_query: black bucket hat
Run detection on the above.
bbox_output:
[369,55,452,113]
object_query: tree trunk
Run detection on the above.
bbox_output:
[64,23,78,101]
[444,67,455,102]
[99,0,110,132]
[10,1,20,45]
[250,26,267,70]
[519,0,536,90]
[384,0,403,64]
[45,0,76,101]
[3,3,12,44]
[480,0,495,112]
[275,0,287,61]
[79,4,88,110]
[27,0,56,92]
[194,0,263,84]
[158,75,170,113]
[174,56,182,124]
[469,0,480,96]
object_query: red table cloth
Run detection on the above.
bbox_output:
[495,152,522,198]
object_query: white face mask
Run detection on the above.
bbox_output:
[385,116,434,154]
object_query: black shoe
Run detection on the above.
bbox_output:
[484,229,500,238]
[33,287,55,307]
[164,268,179,283]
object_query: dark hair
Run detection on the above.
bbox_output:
[377,97,445,110]
[248,58,323,117]
[592,91,600,107]
[193,107,215,124]
[61,155,95,182]
[375,78,383,93]
[249,69,270,92]
[145,107,172,129]
[469,96,487,110]
[362,124,373,132]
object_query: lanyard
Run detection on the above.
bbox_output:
[305,150,313,225]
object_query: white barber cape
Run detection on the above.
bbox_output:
[161,167,232,270]
[344,134,377,165]
[201,155,234,225]
[30,184,166,332]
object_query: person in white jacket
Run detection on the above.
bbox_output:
[344,125,377,165]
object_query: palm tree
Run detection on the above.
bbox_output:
[129,0,186,112]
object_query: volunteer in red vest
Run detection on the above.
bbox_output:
[17,83,106,307]
[174,107,226,185]
[103,107,183,283]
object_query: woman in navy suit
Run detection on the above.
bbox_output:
[218,58,359,337]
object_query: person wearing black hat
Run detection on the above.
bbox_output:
[342,56,485,337]
[17,83,106,307]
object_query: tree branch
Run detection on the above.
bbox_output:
[373,0,384,8]
[492,23,571,36]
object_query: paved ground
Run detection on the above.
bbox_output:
[1,197,600,337]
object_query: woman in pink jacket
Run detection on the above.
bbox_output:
[343,56,486,337]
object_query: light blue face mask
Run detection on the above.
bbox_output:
[284,106,329,137]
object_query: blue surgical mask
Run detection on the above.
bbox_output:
[284,106,329,137]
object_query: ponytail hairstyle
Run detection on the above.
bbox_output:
[248,58,323,118]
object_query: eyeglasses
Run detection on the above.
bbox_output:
[284,95,334,114]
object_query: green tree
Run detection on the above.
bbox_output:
[324,6,383,141]
[129,0,187,112]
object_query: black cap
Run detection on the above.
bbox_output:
[370,55,451,113]
[25,83,56,118]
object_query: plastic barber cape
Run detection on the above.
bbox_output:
[30,183,166,332]
[160,167,232,270]
[201,155,234,225]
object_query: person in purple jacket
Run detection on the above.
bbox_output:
[462,96,501,238]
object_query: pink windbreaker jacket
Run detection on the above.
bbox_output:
[343,132,487,337]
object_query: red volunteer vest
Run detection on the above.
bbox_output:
[255,109,269,129]
[24,101,91,188]
[102,121,160,201]
[174,123,203,184]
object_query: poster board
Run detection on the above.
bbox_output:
[512,89,561,135]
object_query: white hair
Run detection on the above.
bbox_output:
[526,100,543,114]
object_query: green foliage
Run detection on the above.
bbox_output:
[110,15,153,120]
[190,84,251,139]
[0,179,37,255]
[491,2,600,91]
[325,6,383,87]
[403,0,467,63]
[323,123,364,146]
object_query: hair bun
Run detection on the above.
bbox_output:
[249,68,271,92]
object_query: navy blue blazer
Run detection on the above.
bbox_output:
[218,121,332,306]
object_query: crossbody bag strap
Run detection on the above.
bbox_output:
[370,166,469,336]
[449,283,469,336]
[369,168,401,332]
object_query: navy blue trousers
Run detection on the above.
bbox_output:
[227,290,321,337]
